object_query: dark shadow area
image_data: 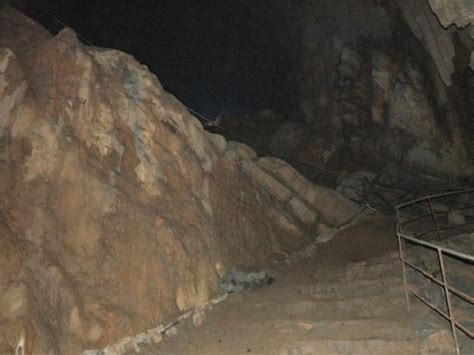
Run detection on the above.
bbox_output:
[18,0,294,117]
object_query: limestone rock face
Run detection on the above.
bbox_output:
[283,42,471,180]
[291,0,394,126]
[399,0,457,87]
[365,50,468,176]
[400,0,474,85]
[0,7,357,353]
[428,0,474,29]
[428,0,474,71]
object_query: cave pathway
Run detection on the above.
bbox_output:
[137,216,454,355]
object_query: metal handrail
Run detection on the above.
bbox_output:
[396,188,474,209]
[400,204,474,226]
[413,220,474,239]
[398,233,474,261]
[395,190,474,355]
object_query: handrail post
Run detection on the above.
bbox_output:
[395,190,474,354]
[427,198,442,241]
[437,249,460,354]
[398,234,411,313]
[396,209,411,313]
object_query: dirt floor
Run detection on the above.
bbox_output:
[141,216,402,355]
[314,216,397,267]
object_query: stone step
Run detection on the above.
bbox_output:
[313,294,405,318]
[279,339,420,355]
[283,293,405,319]
[274,318,417,341]
[310,318,416,340]
[310,276,402,295]
[341,262,399,281]
[279,329,455,355]
[366,251,400,264]
[345,263,400,277]
[319,267,399,284]
[346,252,400,267]
[311,279,403,300]
[314,258,400,279]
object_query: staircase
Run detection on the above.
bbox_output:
[124,230,459,355]
[277,251,455,355]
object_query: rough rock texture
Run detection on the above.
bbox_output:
[400,0,474,85]
[428,0,474,29]
[280,42,471,180]
[289,0,394,125]
[198,0,474,192]
[0,7,357,354]
[399,0,457,87]
[331,46,468,177]
[428,0,474,72]
[267,0,472,181]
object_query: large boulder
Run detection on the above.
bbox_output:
[0,7,356,353]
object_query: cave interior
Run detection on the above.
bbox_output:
[0,0,473,354]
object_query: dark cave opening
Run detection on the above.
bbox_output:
[19,0,294,118]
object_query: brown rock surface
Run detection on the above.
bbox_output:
[400,0,474,85]
[0,7,357,353]
[428,0,474,29]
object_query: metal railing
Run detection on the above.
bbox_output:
[395,190,474,355]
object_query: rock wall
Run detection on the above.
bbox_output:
[399,0,457,87]
[289,0,394,125]
[400,0,474,86]
[277,54,470,180]
[267,0,474,182]
[428,0,474,71]
[429,0,474,28]
[326,45,469,177]
[0,7,359,354]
